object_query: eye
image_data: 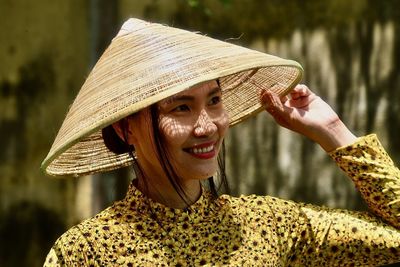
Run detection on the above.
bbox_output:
[172,104,190,112]
[208,96,221,106]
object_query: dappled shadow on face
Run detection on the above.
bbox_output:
[157,116,193,141]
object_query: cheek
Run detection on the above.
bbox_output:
[129,110,159,156]
[158,116,192,148]
[216,111,229,137]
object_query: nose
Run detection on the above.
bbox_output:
[193,109,217,137]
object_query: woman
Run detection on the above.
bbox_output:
[43,18,400,266]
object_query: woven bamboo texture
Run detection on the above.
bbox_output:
[42,18,303,177]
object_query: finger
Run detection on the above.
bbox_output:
[280,95,289,103]
[290,86,307,99]
[260,90,278,111]
[261,91,292,128]
[260,89,287,106]
[290,84,311,100]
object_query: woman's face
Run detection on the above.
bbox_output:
[129,80,229,182]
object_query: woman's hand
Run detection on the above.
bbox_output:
[260,84,357,152]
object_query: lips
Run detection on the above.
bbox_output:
[184,142,217,159]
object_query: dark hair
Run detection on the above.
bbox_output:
[101,107,229,203]
[101,119,133,154]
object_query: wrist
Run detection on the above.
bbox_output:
[315,120,357,152]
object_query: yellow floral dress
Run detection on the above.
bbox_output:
[44,135,400,266]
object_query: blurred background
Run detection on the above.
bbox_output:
[1,0,400,266]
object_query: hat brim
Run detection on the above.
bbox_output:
[41,18,303,177]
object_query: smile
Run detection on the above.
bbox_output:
[184,142,217,159]
[190,145,214,154]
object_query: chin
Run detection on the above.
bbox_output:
[176,159,219,180]
[190,168,218,180]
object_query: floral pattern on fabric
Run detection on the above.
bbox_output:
[44,134,400,266]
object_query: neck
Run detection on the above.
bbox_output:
[134,171,202,209]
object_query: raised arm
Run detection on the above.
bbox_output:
[261,85,400,265]
[261,84,399,227]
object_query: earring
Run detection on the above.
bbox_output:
[130,148,137,160]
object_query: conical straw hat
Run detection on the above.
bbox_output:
[42,18,303,177]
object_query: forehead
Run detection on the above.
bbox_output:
[160,80,220,105]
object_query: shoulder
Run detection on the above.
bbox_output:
[221,193,299,210]
[50,199,145,264]
[219,194,304,223]
[217,194,310,252]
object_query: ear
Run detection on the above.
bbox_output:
[112,118,137,145]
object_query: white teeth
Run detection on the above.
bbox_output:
[191,145,213,154]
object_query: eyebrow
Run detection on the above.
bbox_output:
[162,86,221,105]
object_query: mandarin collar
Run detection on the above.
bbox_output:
[124,181,225,224]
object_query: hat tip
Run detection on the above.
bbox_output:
[116,18,151,37]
